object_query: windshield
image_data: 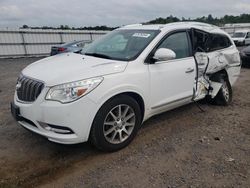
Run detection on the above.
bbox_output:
[81,29,160,61]
[233,32,246,38]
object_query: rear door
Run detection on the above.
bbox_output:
[148,30,196,112]
[206,34,241,85]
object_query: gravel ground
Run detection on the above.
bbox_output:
[0,57,249,188]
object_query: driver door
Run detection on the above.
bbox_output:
[149,31,196,112]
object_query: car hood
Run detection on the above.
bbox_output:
[22,53,128,86]
[232,37,244,41]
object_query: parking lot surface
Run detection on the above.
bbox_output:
[0,57,250,188]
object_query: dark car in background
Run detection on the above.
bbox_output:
[50,40,91,56]
[240,45,250,67]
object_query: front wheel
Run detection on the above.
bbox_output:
[90,95,142,152]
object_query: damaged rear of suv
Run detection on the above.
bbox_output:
[191,28,241,104]
[11,22,241,151]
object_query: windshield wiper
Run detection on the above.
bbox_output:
[84,53,112,59]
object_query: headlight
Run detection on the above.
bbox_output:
[46,77,103,103]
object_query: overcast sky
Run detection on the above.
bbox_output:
[0,0,250,28]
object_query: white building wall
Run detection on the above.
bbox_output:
[220,25,250,36]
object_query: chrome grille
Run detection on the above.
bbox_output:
[16,76,44,102]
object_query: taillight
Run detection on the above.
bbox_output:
[58,47,66,52]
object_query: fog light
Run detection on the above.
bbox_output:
[39,122,74,134]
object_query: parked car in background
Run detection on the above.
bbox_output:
[50,40,91,56]
[240,45,250,67]
[232,30,250,46]
[11,22,241,152]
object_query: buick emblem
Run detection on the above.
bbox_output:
[16,81,22,90]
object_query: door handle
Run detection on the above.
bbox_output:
[185,67,194,73]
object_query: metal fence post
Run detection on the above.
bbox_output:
[59,32,63,44]
[90,32,93,41]
[20,31,27,56]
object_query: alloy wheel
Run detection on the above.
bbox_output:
[103,104,136,144]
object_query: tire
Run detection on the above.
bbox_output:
[212,75,232,106]
[90,95,142,152]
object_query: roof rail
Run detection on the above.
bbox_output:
[165,21,216,28]
[123,24,143,28]
[188,22,216,27]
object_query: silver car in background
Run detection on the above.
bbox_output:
[50,40,91,56]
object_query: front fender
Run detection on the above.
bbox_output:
[88,83,147,111]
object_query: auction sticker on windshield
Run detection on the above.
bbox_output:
[132,33,151,38]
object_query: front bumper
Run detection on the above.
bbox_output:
[12,88,98,144]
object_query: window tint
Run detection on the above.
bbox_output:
[157,32,190,59]
[208,34,232,51]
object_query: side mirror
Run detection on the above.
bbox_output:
[153,48,176,62]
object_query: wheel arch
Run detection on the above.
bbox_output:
[209,69,229,82]
[102,91,145,123]
[207,69,232,105]
[88,91,146,149]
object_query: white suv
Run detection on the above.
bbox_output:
[232,30,250,46]
[11,22,241,151]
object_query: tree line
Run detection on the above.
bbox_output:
[20,14,250,30]
[21,24,117,30]
[146,14,250,26]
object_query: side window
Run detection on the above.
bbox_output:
[192,30,209,52]
[246,32,250,38]
[226,36,233,47]
[157,32,190,59]
[207,34,232,51]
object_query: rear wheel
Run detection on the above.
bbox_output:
[90,95,142,152]
[212,75,232,105]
